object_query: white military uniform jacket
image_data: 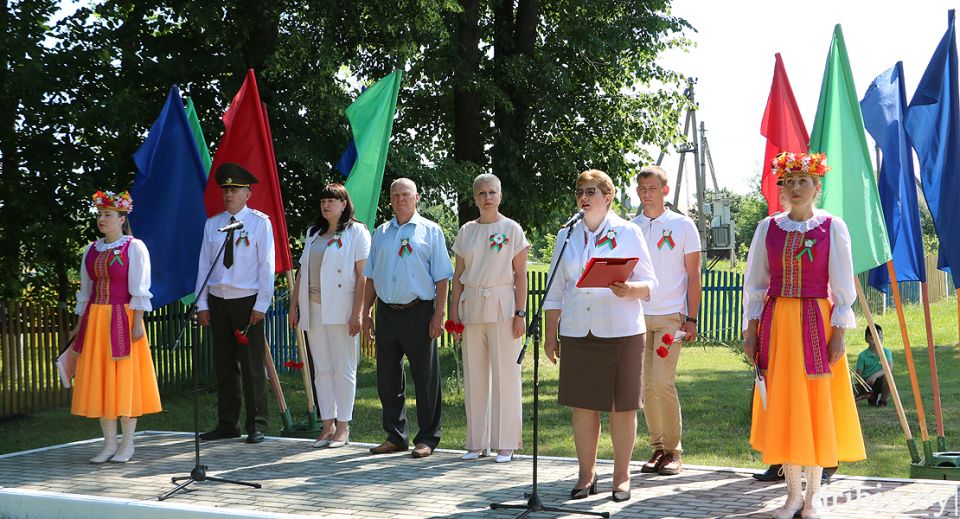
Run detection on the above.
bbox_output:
[195,206,276,313]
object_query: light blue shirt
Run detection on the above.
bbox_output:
[364,213,453,304]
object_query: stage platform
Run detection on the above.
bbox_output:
[0,431,957,518]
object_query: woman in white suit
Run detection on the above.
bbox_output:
[290,183,371,448]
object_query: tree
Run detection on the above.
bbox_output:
[412,0,692,228]
[2,0,691,302]
[0,0,60,300]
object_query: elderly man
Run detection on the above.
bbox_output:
[196,163,275,444]
[362,178,453,458]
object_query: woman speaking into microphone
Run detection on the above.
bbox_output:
[543,169,657,502]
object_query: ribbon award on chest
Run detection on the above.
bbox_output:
[796,238,816,262]
[236,230,250,247]
[108,248,124,266]
[656,229,675,250]
[595,228,617,250]
[327,233,343,249]
[488,233,509,252]
[398,237,413,257]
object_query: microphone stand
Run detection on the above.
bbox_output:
[490,216,609,518]
[159,229,262,501]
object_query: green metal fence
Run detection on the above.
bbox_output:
[1,269,745,418]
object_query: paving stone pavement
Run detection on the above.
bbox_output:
[1,431,958,518]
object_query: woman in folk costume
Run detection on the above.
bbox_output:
[69,191,162,463]
[742,152,864,519]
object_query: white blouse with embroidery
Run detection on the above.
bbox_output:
[741,210,857,330]
[75,235,153,315]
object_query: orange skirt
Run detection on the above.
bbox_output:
[749,297,865,467]
[71,304,162,419]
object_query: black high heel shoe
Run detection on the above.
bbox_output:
[611,488,631,502]
[570,474,598,500]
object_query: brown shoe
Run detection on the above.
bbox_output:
[411,443,434,458]
[658,452,682,475]
[640,450,665,473]
[369,440,405,455]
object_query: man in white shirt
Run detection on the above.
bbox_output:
[196,163,276,444]
[632,165,701,475]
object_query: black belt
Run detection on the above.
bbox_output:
[378,298,430,311]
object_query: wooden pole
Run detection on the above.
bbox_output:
[921,282,945,439]
[286,270,316,415]
[887,262,929,441]
[855,278,915,444]
[263,338,287,412]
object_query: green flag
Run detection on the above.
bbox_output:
[185,97,212,177]
[177,97,212,306]
[809,25,891,274]
[344,70,403,230]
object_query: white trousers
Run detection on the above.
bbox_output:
[462,321,523,450]
[306,301,359,422]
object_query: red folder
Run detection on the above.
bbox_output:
[575,257,639,288]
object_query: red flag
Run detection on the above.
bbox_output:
[204,69,293,272]
[760,53,810,215]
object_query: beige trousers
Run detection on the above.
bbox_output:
[642,313,685,455]
[462,321,523,451]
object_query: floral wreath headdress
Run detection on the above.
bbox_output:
[772,152,831,184]
[92,190,134,213]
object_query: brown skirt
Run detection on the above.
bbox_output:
[558,332,645,412]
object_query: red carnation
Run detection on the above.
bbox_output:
[656,346,669,358]
[233,328,249,345]
[445,320,465,335]
[283,360,304,371]
[661,333,674,346]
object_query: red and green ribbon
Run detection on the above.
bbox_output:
[327,233,343,249]
[236,231,250,247]
[656,230,675,250]
[488,233,509,252]
[108,249,124,266]
[596,229,617,250]
[398,238,413,257]
[796,238,816,262]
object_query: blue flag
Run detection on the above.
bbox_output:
[130,85,208,307]
[863,62,927,293]
[335,140,358,177]
[335,86,366,177]
[905,10,960,286]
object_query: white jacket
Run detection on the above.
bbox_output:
[295,221,371,329]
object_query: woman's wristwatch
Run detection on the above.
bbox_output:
[515,310,526,318]
[685,316,698,324]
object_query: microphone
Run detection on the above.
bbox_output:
[217,221,244,233]
[560,210,585,228]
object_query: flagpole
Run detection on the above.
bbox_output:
[287,270,318,427]
[263,338,294,430]
[887,262,932,460]
[855,278,920,462]
[921,282,946,450]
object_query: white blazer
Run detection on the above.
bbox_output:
[295,221,371,329]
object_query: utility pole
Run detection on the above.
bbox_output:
[656,78,735,270]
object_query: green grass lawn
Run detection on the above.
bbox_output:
[3,298,959,479]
